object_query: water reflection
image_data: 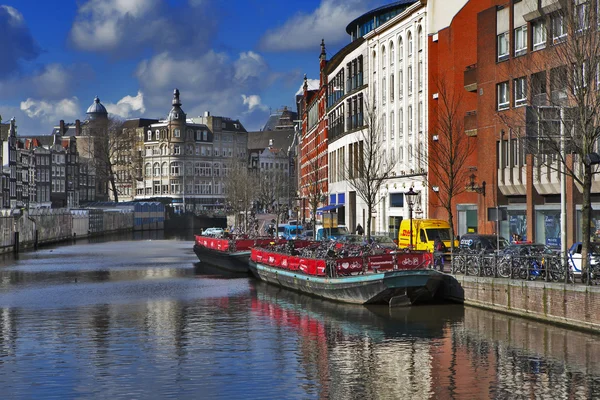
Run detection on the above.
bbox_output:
[0,238,596,398]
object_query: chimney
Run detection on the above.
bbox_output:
[75,119,81,135]
[60,120,65,134]
[204,111,210,117]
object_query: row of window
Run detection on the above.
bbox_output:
[377,25,425,71]
[380,102,424,140]
[141,182,223,196]
[144,162,230,177]
[498,2,599,62]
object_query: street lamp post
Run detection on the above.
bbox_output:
[405,187,418,249]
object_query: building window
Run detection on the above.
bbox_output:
[514,25,527,56]
[382,77,387,105]
[170,162,181,176]
[576,1,590,31]
[399,69,403,98]
[147,130,152,141]
[408,106,413,135]
[390,42,394,66]
[174,128,181,138]
[497,32,509,61]
[497,81,510,110]
[174,145,181,155]
[390,111,395,139]
[552,13,566,43]
[514,77,527,106]
[153,163,160,176]
[399,109,403,137]
[532,20,546,50]
[390,74,394,101]
[408,32,413,56]
[408,66,413,95]
[382,113,387,141]
[382,46,386,69]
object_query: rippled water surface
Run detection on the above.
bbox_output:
[0,233,598,399]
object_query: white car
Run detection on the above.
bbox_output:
[568,242,600,277]
[202,227,224,237]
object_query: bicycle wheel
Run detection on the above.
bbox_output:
[466,255,479,276]
[497,258,512,278]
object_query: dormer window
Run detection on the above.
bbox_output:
[174,129,181,138]
[147,130,152,141]
[156,130,160,140]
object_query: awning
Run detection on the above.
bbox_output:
[316,204,344,212]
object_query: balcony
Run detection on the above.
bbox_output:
[464,64,477,92]
[464,110,477,136]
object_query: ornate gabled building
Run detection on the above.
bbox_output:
[136,89,248,213]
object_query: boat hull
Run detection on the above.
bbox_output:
[249,260,443,305]
[193,244,251,274]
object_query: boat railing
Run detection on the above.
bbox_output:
[251,247,433,277]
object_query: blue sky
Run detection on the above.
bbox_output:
[0,0,385,134]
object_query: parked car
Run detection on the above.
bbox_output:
[279,224,304,240]
[202,227,224,237]
[459,234,509,252]
[299,230,314,240]
[568,242,600,277]
[315,225,349,241]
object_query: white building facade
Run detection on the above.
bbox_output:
[366,1,429,237]
[326,1,428,237]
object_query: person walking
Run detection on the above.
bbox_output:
[356,224,364,236]
[433,237,445,272]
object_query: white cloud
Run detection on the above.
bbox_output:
[259,0,369,52]
[296,79,320,95]
[105,91,145,118]
[20,97,81,122]
[234,51,268,83]
[241,94,269,113]
[68,0,215,56]
[0,63,94,100]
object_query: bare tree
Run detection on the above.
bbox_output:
[255,168,290,231]
[343,97,394,240]
[499,2,600,279]
[426,78,475,251]
[225,161,257,232]
[302,153,325,230]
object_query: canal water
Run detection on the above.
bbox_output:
[0,233,598,399]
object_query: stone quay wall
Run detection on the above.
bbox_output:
[440,275,600,332]
[0,208,139,253]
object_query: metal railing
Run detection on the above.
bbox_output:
[448,250,600,285]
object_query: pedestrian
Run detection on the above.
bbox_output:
[433,237,445,271]
[356,223,364,236]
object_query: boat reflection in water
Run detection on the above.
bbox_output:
[250,281,464,399]
[250,281,600,399]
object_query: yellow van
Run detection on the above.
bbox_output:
[397,219,457,252]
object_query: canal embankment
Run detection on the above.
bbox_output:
[440,274,600,332]
[0,204,165,254]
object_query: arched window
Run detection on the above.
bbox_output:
[399,146,404,162]
[382,77,387,105]
[161,162,168,176]
[408,66,413,95]
[145,163,151,177]
[382,45,386,69]
[398,37,403,61]
[408,106,413,135]
[408,144,413,161]
[390,74,395,101]
[156,130,160,140]
[382,113,387,141]
[153,162,160,176]
[372,50,377,73]
[147,130,152,141]
[417,25,423,52]
[408,32,413,56]
[390,42,395,66]
[390,111,395,139]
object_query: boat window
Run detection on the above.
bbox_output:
[420,230,427,243]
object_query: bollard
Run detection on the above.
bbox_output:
[13,231,19,254]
